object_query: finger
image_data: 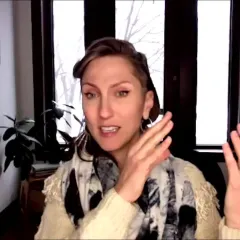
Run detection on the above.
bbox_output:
[161,149,171,161]
[230,130,240,166]
[222,142,239,181]
[237,123,240,135]
[137,120,173,158]
[148,136,172,166]
[139,111,172,144]
[130,112,172,155]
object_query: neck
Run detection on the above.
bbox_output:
[109,131,141,171]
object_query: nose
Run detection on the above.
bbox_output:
[99,97,114,119]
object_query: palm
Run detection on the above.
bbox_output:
[224,168,240,225]
[223,123,240,229]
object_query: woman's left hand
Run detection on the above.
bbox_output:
[223,123,240,229]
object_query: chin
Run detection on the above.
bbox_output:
[92,131,137,154]
[98,142,122,153]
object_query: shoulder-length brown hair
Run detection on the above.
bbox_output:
[72,37,160,160]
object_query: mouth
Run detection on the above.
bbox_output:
[99,126,120,137]
[100,126,120,133]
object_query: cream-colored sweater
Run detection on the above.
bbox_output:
[34,161,240,240]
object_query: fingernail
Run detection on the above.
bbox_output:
[237,123,240,133]
[231,131,238,137]
[166,136,172,142]
[166,111,172,117]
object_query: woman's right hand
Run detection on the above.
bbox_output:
[115,112,174,203]
[223,123,240,230]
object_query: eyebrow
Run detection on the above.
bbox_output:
[82,81,133,88]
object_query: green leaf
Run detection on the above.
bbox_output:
[4,115,15,122]
[18,146,34,166]
[24,150,34,163]
[17,128,28,134]
[52,101,75,110]
[54,108,64,119]
[13,155,22,168]
[63,118,71,128]
[16,118,35,127]
[27,125,37,136]
[63,104,75,109]
[73,114,82,124]
[3,128,16,141]
[20,133,42,146]
[20,142,32,152]
[5,139,18,157]
[58,130,73,143]
[41,109,52,116]
[63,110,72,115]
[18,133,32,146]
[19,143,34,161]
[4,157,13,172]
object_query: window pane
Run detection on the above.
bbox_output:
[53,1,84,140]
[116,0,165,120]
[196,1,230,145]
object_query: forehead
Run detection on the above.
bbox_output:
[82,56,139,85]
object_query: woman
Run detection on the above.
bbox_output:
[35,38,240,239]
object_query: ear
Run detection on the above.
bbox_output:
[143,91,154,120]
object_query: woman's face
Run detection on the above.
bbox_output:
[81,55,154,153]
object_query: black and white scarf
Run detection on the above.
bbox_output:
[62,151,197,240]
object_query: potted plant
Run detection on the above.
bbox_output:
[35,101,83,164]
[0,115,42,180]
[0,102,83,179]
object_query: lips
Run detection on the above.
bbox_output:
[99,126,121,138]
[100,126,120,133]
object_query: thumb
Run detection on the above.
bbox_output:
[223,143,239,182]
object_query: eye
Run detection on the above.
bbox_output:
[116,90,129,97]
[84,92,97,99]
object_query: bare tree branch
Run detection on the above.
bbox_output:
[124,0,135,40]
[147,48,164,69]
[119,0,165,85]
[125,1,144,40]
[129,14,160,40]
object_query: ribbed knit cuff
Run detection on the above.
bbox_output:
[97,188,139,227]
[79,188,139,239]
[219,217,240,239]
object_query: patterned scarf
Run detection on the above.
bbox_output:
[62,151,197,240]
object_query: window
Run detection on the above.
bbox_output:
[116,0,165,111]
[53,0,85,138]
[31,0,240,160]
[196,1,231,146]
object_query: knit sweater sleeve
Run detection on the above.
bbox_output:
[34,166,138,240]
[184,162,240,239]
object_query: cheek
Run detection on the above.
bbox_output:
[83,110,97,137]
[117,99,144,121]
[82,102,96,126]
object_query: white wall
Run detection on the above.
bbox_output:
[0,1,19,213]
[0,1,34,213]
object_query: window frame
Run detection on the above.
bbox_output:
[31,0,240,163]
[228,0,240,142]
[164,0,198,158]
[31,0,55,145]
